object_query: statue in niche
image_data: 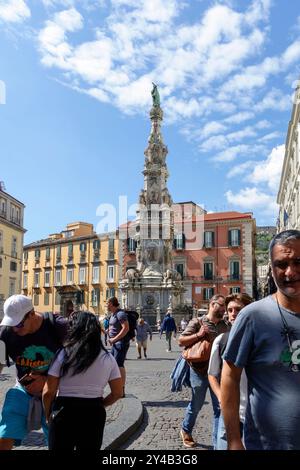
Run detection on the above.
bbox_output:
[125,268,140,283]
[143,242,163,276]
[139,189,146,206]
[162,188,171,205]
[150,189,159,204]
[136,244,144,273]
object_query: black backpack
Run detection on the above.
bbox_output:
[124,310,139,341]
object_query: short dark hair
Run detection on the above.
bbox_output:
[209,294,225,304]
[269,230,300,260]
[225,293,253,309]
[108,296,119,307]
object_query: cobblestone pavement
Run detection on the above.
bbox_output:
[121,333,213,451]
[0,334,214,450]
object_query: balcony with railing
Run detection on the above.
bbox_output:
[186,275,218,282]
[11,216,21,226]
[227,274,242,282]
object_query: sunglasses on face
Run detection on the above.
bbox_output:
[14,311,31,329]
[214,301,225,309]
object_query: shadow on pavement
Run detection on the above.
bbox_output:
[126,358,177,361]
[142,400,189,408]
[120,406,150,449]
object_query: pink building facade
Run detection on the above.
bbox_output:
[120,205,256,310]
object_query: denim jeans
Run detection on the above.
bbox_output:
[165,331,172,351]
[216,413,244,450]
[216,413,227,450]
[182,367,220,448]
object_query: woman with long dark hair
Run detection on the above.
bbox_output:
[42,311,122,450]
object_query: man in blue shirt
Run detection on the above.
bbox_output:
[160,308,177,352]
[222,230,300,450]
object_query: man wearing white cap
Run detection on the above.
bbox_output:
[0,294,68,450]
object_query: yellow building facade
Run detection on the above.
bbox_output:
[0,185,26,319]
[22,222,119,316]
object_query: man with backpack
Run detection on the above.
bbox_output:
[0,294,68,450]
[107,297,130,397]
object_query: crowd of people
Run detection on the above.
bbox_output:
[0,229,300,450]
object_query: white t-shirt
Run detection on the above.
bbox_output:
[48,349,121,398]
[208,333,248,422]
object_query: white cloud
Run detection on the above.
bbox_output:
[0,0,30,23]
[249,144,285,192]
[201,121,227,138]
[225,145,285,218]
[54,7,83,31]
[36,0,277,117]
[32,0,297,182]
[282,40,300,67]
[227,126,257,142]
[39,8,84,69]
[200,135,229,152]
[213,144,251,162]
[259,131,281,142]
[254,88,290,112]
[224,112,254,124]
[245,0,272,25]
[226,187,278,213]
[255,119,271,129]
[227,161,257,178]
[213,143,267,162]
[200,126,257,153]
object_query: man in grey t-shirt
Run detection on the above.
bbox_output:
[221,230,300,450]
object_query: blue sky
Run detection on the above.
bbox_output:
[0,0,299,244]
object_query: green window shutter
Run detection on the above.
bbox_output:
[211,232,215,247]
[68,243,73,256]
[228,230,232,247]
[237,229,241,246]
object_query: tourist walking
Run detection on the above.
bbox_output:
[135,318,152,359]
[160,308,177,352]
[43,311,122,450]
[107,297,129,397]
[178,294,228,448]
